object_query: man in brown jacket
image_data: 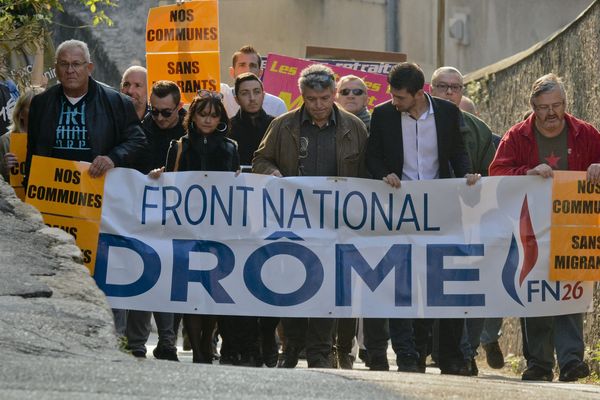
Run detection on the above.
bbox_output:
[253,64,368,368]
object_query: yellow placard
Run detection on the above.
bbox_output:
[550,171,600,280]
[25,156,105,220]
[551,171,600,226]
[147,52,220,104]
[8,132,27,194]
[42,214,100,274]
[146,0,219,54]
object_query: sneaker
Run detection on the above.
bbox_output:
[559,360,590,382]
[440,360,471,376]
[153,346,179,362]
[522,365,553,382]
[280,346,300,368]
[482,341,505,369]
[308,357,333,368]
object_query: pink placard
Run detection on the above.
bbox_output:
[263,53,391,111]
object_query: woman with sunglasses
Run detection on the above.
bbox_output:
[150,90,240,364]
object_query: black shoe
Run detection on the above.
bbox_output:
[308,357,333,368]
[358,348,369,365]
[280,346,300,368]
[368,353,389,371]
[440,360,471,376]
[219,353,238,365]
[153,346,179,361]
[263,351,279,368]
[131,350,146,359]
[470,358,478,376]
[239,353,259,367]
[482,341,505,369]
[337,352,354,369]
[396,356,422,373]
[522,365,553,382]
[559,360,590,382]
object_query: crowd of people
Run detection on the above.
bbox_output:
[1,38,597,383]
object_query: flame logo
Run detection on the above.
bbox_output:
[502,196,539,306]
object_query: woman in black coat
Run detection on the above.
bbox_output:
[151,91,239,364]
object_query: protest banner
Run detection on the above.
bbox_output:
[550,171,600,281]
[146,0,220,104]
[263,54,391,111]
[26,156,105,272]
[8,132,26,200]
[95,170,593,318]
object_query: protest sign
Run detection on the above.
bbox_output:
[26,156,104,272]
[96,170,593,318]
[550,171,600,280]
[8,132,26,200]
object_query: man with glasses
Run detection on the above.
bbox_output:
[490,73,599,382]
[253,64,368,368]
[430,67,499,375]
[26,39,145,181]
[336,75,371,133]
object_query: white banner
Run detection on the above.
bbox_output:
[95,169,593,318]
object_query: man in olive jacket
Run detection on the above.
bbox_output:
[253,64,368,368]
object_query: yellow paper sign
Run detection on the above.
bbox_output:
[8,132,27,199]
[146,0,219,54]
[147,52,220,104]
[550,171,600,280]
[25,156,105,220]
[42,214,100,274]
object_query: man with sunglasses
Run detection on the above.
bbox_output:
[26,39,145,182]
[336,75,371,133]
[122,80,185,362]
[490,73,599,382]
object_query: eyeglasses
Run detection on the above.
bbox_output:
[433,83,463,93]
[533,101,564,113]
[150,107,175,118]
[56,61,88,70]
[339,88,365,96]
[197,90,224,100]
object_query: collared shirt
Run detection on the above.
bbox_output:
[401,93,438,180]
[298,106,337,176]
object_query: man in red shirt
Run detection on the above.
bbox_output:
[489,73,600,382]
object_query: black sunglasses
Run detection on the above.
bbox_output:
[150,107,175,118]
[339,88,365,96]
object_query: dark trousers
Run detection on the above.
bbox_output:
[335,318,357,355]
[282,317,335,362]
[364,318,464,369]
[183,314,216,363]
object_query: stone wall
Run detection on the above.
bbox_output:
[465,0,600,373]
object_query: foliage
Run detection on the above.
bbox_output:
[0,0,117,83]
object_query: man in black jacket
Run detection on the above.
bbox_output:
[25,39,145,181]
[364,62,475,376]
[228,72,274,171]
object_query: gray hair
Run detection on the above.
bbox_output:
[529,73,566,106]
[431,66,463,85]
[55,39,91,63]
[298,64,336,93]
[337,74,367,92]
